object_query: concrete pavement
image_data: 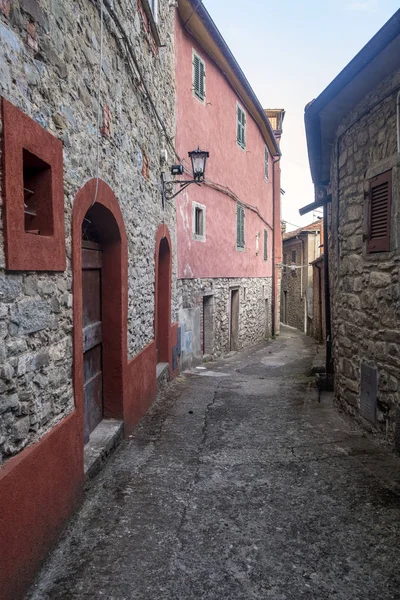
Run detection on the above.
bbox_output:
[27,327,400,599]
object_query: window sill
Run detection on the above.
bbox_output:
[236,141,246,152]
[236,246,245,252]
[193,234,206,242]
[141,0,161,47]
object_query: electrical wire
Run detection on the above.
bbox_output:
[91,0,104,208]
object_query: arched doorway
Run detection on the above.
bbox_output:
[155,226,172,367]
[72,180,128,447]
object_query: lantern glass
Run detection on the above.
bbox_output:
[189,148,209,181]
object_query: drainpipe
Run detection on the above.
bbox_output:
[272,155,281,337]
[315,261,323,343]
[397,90,400,153]
[323,202,333,375]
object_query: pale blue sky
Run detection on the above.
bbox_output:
[203,0,399,231]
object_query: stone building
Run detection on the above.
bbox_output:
[0,1,178,598]
[281,220,323,334]
[174,0,284,369]
[304,9,400,442]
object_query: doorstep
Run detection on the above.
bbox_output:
[84,419,124,482]
[156,362,169,387]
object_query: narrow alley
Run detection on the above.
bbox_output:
[27,328,400,600]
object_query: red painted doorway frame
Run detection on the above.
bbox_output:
[72,179,128,445]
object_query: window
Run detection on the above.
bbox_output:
[367,170,392,253]
[292,250,296,263]
[192,201,206,241]
[283,253,287,274]
[237,104,246,149]
[2,98,65,271]
[237,204,245,248]
[265,147,269,180]
[193,52,205,102]
[263,229,268,260]
[195,207,203,236]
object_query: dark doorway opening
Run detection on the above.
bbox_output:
[156,237,171,365]
[230,289,239,351]
[265,298,269,339]
[203,295,213,355]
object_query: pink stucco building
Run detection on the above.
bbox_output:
[175,0,284,367]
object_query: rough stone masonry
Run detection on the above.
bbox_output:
[329,66,400,440]
[0,0,178,463]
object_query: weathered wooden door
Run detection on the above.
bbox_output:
[82,241,103,444]
[230,289,239,351]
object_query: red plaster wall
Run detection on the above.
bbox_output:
[125,341,157,434]
[0,413,83,600]
[174,17,274,279]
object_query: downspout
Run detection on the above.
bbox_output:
[323,202,333,375]
[272,155,281,337]
[397,89,400,153]
[315,261,322,343]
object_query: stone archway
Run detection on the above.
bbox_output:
[72,179,128,446]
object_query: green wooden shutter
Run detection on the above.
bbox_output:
[199,60,205,99]
[237,205,244,247]
[240,207,245,247]
[264,229,268,260]
[237,107,241,145]
[193,54,200,97]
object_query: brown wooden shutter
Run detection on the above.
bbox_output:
[367,169,392,253]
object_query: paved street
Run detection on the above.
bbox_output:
[27,327,400,600]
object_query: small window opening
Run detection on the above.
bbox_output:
[291,250,296,263]
[23,149,53,236]
[195,207,204,236]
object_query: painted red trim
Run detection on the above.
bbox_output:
[125,341,157,435]
[154,224,173,366]
[1,97,66,271]
[72,179,128,443]
[0,412,82,600]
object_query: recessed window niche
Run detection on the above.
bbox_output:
[2,98,65,271]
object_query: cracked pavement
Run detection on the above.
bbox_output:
[27,327,400,599]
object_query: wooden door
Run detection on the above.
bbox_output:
[230,289,239,351]
[82,241,103,444]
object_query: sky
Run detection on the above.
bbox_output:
[202,0,399,232]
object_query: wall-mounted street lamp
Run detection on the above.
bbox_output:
[164,148,209,201]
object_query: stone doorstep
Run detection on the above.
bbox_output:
[156,362,169,385]
[84,419,124,482]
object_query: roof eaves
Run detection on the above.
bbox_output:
[305,9,400,185]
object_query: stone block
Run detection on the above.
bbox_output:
[13,415,30,441]
[370,272,391,288]
[20,0,49,31]
[0,393,19,414]
[11,299,52,334]
[0,274,22,303]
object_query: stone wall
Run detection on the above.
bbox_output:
[0,0,177,463]
[178,276,272,369]
[281,237,305,331]
[329,66,400,438]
